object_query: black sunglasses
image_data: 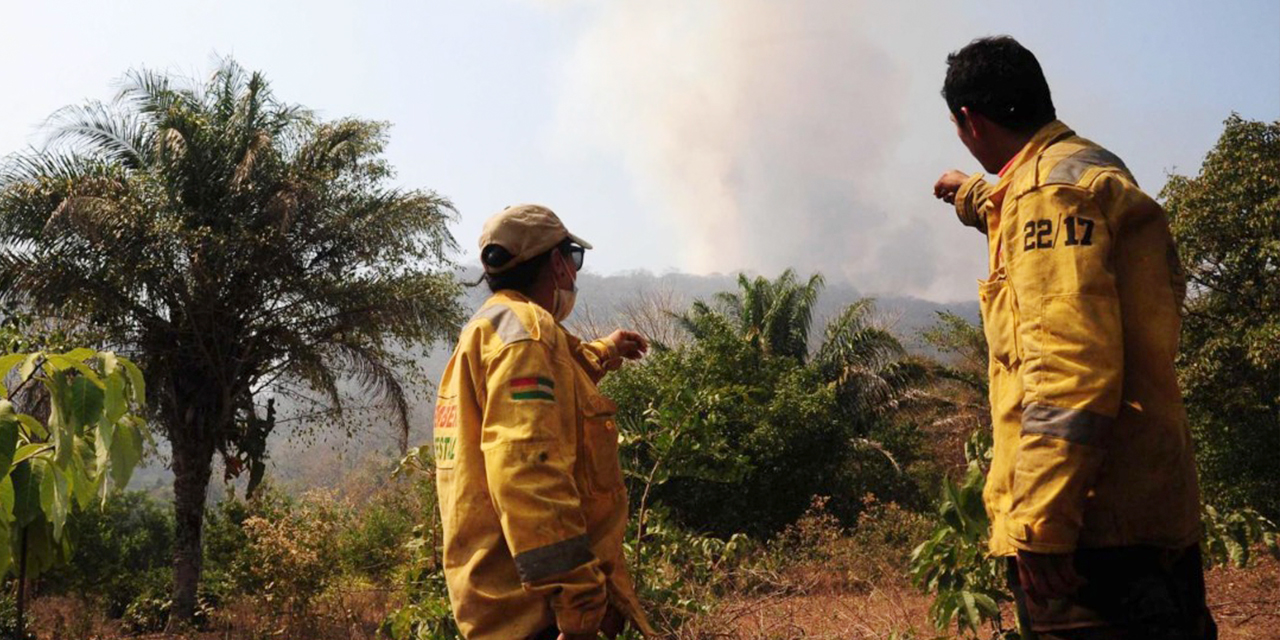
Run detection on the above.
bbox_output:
[561,243,585,270]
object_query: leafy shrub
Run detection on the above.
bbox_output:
[379,447,460,640]
[909,431,1014,638]
[232,490,346,618]
[1201,504,1280,568]
[120,577,217,634]
[337,480,417,584]
[201,485,292,602]
[626,505,752,634]
[42,491,174,618]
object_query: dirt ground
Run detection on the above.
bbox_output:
[680,554,1280,639]
[28,554,1280,640]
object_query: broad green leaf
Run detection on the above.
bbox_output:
[23,518,56,579]
[17,352,42,385]
[109,423,143,490]
[50,375,104,467]
[0,476,13,526]
[0,353,28,396]
[95,419,115,480]
[66,374,106,427]
[101,364,127,427]
[961,591,979,629]
[0,519,9,579]
[69,437,95,510]
[9,462,40,528]
[43,354,104,387]
[15,414,46,440]
[120,358,146,406]
[60,348,96,363]
[11,444,50,467]
[37,460,70,540]
[0,403,19,476]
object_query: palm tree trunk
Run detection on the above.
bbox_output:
[166,420,216,630]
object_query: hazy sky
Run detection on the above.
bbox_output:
[2,0,1277,301]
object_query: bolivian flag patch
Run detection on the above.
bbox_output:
[510,376,555,402]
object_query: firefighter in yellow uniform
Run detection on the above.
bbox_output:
[433,204,654,640]
[934,38,1214,639]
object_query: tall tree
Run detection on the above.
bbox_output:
[0,59,462,626]
[1161,115,1280,518]
[708,269,825,360]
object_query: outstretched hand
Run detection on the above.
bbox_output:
[933,169,969,205]
[607,330,649,360]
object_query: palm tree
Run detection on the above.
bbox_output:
[680,270,925,437]
[0,59,462,627]
[710,269,824,360]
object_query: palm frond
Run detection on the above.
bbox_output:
[44,101,151,169]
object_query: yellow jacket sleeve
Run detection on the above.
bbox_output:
[955,172,994,232]
[1006,184,1124,553]
[480,339,608,633]
[568,334,621,384]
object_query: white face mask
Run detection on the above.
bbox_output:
[553,285,577,322]
[552,253,578,322]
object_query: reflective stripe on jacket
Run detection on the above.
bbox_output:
[955,120,1201,556]
[433,290,654,639]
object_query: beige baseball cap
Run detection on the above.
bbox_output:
[478,204,592,274]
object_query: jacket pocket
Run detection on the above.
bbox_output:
[979,272,1021,371]
[581,392,625,495]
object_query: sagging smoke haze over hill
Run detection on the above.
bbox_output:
[550,0,991,300]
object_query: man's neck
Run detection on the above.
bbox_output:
[989,132,1035,175]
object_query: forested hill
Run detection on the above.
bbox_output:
[128,270,978,500]
[568,270,979,352]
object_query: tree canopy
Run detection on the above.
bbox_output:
[1162,114,1280,518]
[0,58,463,626]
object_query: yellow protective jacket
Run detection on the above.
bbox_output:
[433,290,654,639]
[954,120,1202,557]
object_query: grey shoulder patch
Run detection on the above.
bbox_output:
[1045,147,1130,186]
[469,304,531,343]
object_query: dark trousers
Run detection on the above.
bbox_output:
[530,626,560,640]
[1007,544,1217,640]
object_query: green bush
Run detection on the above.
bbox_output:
[201,485,292,602]
[1201,504,1280,568]
[626,505,753,634]
[41,491,174,618]
[380,448,460,640]
[909,431,1014,639]
[605,323,897,537]
[338,480,418,584]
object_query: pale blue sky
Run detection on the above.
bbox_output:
[2,0,1276,301]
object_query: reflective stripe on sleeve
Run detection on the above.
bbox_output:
[1021,404,1112,446]
[512,534,594,583]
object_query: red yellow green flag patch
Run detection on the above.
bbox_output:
[510,376,555,401]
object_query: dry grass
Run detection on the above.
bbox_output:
[26,549,1280,640]
[29,585,402,640]
[1206,552,1280,640]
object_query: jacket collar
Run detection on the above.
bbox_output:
[993,120,1075,192]
[492,289,532,305]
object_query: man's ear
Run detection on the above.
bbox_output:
[960,106,983,140]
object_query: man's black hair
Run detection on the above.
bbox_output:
[480,238,573,294]
[943,36,1056,133]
